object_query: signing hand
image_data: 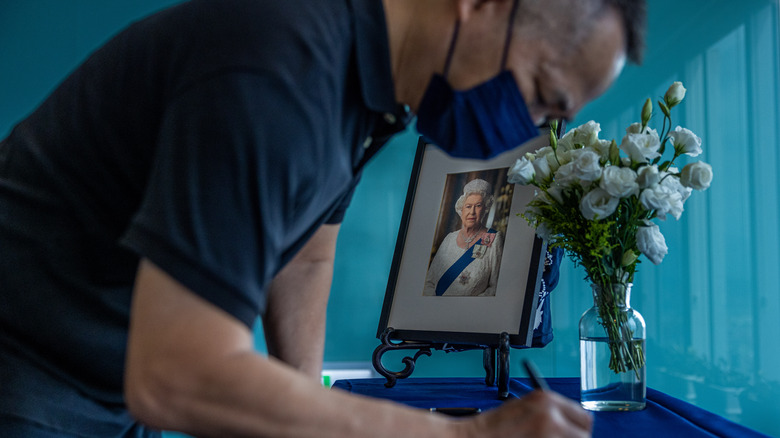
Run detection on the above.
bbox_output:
[458,390,593,438]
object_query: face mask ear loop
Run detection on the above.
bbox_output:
[442,20,461,79]
[499,0,521,71]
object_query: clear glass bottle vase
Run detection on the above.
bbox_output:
[579,282,646,411]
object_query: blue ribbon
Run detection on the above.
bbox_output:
[435,229,496,296]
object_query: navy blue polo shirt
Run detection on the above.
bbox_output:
[0,0,407,434]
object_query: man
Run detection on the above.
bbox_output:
[0,0,644,436]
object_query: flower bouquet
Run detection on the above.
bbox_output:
[508,82,713,377]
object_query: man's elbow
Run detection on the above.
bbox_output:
[124,358,185,430]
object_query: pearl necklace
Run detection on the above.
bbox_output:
[462,229,480,244]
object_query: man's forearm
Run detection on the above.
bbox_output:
[264,224,340,379]
[264,257,332,379]
[125,259,459,438]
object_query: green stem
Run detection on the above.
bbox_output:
[595,284,645,379]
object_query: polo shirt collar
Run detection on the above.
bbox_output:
[348,0,398,114]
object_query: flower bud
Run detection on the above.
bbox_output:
[664,81,686,108]
[621,249,639,267]
[641,98,653,126]
[658,100,670,118]
[609,139,620,165]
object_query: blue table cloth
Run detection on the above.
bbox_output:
[332,377,770,438]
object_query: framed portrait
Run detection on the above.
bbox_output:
[376,135,549,348]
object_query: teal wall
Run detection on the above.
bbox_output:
[1,1,778,436]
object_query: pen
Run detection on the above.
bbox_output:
[429,407,481,416]
[522,359,550,391]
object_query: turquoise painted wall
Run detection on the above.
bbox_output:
[1,1,778,436]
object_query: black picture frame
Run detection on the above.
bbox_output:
[376,135,549,348]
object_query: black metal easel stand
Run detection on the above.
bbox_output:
[372,328,512,400]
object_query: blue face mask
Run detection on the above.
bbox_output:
[415,0,539,159]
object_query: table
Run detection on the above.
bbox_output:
[332,377,770,438]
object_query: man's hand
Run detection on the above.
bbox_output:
[459,390,593,438]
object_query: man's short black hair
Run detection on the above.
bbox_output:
[514,0,647,65]
[605,0,647,64]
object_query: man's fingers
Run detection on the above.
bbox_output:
[555,394,593,431]
[525,390,593,433]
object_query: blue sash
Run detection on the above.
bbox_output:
[435,229,496,296]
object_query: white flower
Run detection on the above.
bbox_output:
[570,148,603,183]
[680,161,713,190]
[508,157,535,185]
[531,146,563,173]
[636,165,661,188]
[575,121,602,149]
[661,172,692,203]
[536,222,552,240]
[553,161,577,186]
[592,139,612,161]
[542,149,562,172]
[532,146,552,158]
[636,221,668,265]
[640,183,684,220]
[620,128,661,163]
[626,122,645,135]
[665,81,687,107]
[669,126,702,157]
[600,166,639,198]
[546,184,565,204]
[580,188,619,220]
[577,120,601,137]
[557,133,574,152]
[553,148,573,168]
[558,121,601,152]
[532,154,552,183]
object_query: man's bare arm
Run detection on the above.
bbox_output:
[124,260,591,438]
[124,258,461,437]
[264,224,339,380]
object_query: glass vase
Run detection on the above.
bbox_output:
[579,282,646,411]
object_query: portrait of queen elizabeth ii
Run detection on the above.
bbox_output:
[422,177,508,297]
